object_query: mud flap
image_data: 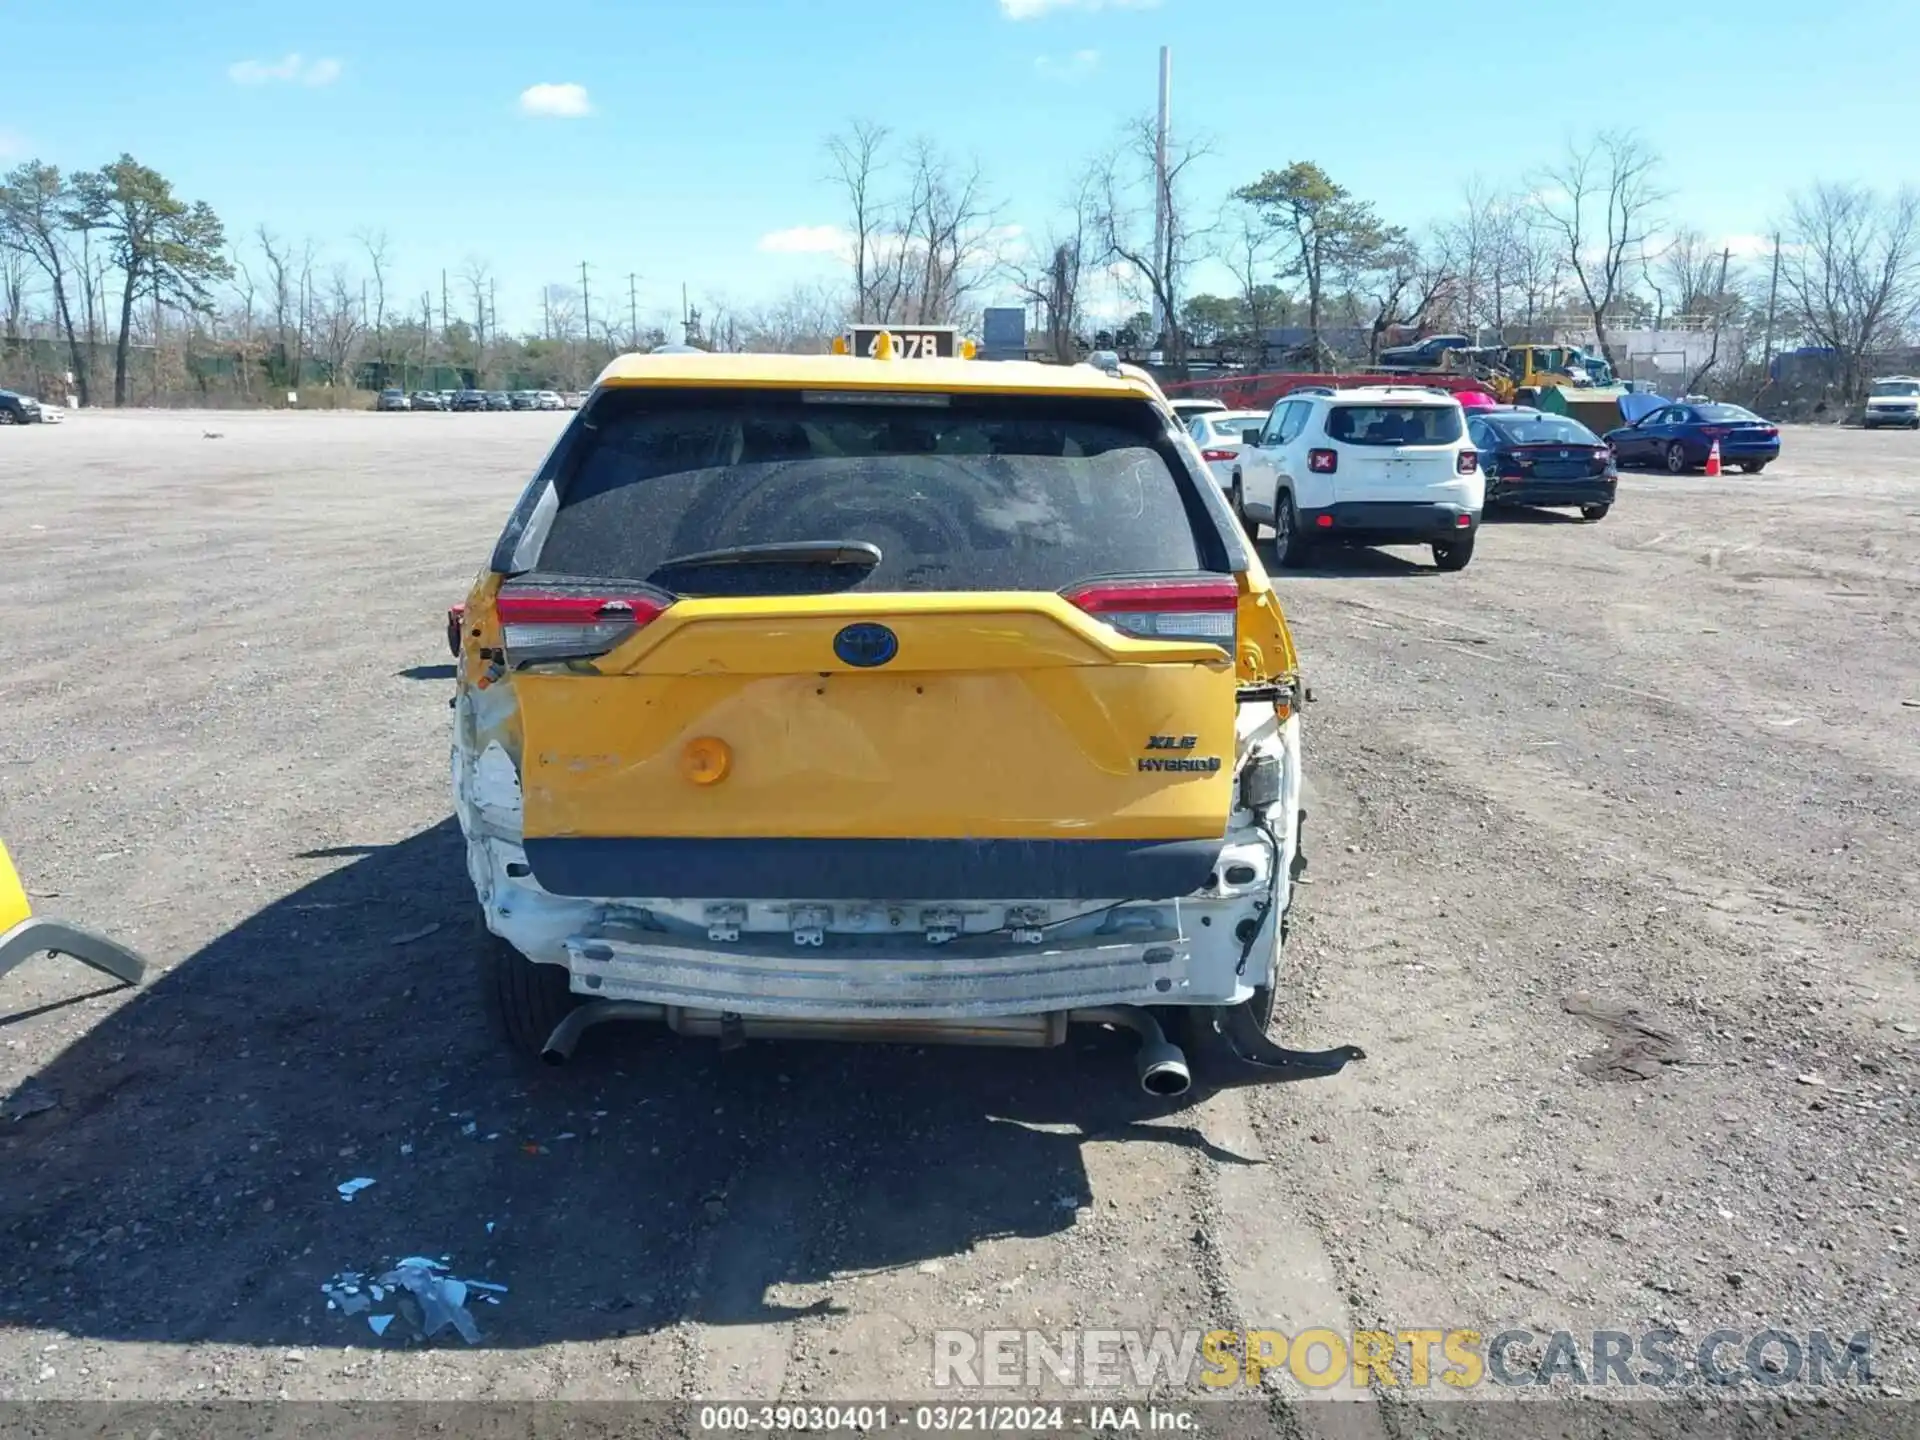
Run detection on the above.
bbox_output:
[1183,1000,1363,1090]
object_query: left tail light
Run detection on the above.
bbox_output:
[1307,448,1338,473]
[1064,576,1238,650]
[496,590,668,665]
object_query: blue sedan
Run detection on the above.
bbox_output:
[1604,402,1780,475]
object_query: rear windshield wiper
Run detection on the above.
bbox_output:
[653,540,883,570]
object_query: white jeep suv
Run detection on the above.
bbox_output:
[1235,386,1483,571]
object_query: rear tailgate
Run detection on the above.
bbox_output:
[1324,401,1468,503]
[493,386,1242,900]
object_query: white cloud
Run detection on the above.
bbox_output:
[758,225,852,255]
[0,129,25,160]
[1001,0,1159,18]
[1034,49,1100,81]
[518,82,592,118]
[228,53,342,87]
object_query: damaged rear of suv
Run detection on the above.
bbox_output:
[450,348,1362,1096]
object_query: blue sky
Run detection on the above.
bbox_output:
[3,0,1914,331]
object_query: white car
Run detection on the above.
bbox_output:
[1236,385,1483,572]
[535,390,564,410]
[1169,397,1228,426]
[1864,376,1920,429]
[1183,409,1269,501]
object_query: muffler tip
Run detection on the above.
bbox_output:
[1137,1039,1192,1098]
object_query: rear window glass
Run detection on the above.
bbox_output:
[528,389,1217,596]
[1483,415,1598,445]
[1324,404,1464,446]
[1692,403,1761,422]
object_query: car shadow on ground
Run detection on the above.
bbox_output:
[397,664,457,682]
[0,819,1251,1350]
[1482,505,1586,526]
[1252,535,1437,579]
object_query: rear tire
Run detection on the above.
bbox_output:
[0,410,15,425]
[1229,475,1249,533]
[1430,535,1476,571]
[1665,442,1690,475]
[1273,492,1313,569]
[1580,503,1610,521]
[479,918,582,1062]
[1739,461,1767,474]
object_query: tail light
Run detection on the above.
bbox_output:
[446,603,468,658]
[1762,426,1779,438]
[1064,576,1238,649]
[1457,450,1478,474]
[1702,426,1727,439]
[1200,448,1236,463]
[1594,447,1614,465]
[496,590,667,665]
[1307,448,1338,473]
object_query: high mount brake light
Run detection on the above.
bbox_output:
[1064,577,1238,648]
[496,591,667,665]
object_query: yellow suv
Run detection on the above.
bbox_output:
[449,347,1362,1096]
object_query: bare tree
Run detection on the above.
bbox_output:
[1655,229,1732,319]
[0,239,26,342]
[460,257,493,347]
[1007,173,1099,362]
[1529,132,1664,374]
[898,139,998,325]
[1214,197,1286,349]
[1778,183,1920,401]
[1344,228,1453,362]
[826,120,890,322]
[0,162,90,403]
[318,264,363,385]
[1093,117,1209,371]
[357,228,391,373]
[737,280,843,353]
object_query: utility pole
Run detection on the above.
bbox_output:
[1151,44,1171,346]
[629,273,639,347]
[488,277,497,348]
[440,270,449,336]
[682,282,691,343]
[543,287,551,341]
[580,262,592,349]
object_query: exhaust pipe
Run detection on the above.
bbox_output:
[541,999,664,1064]
[1075,1007,1192,1098]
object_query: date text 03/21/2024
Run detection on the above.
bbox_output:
[697,1405,1197,1433]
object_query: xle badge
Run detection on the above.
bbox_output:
[1139,735,1221,774]
[833,623,898,668]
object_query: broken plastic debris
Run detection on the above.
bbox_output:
[388,922,442,946]
[337,1177,377,1202]
[399,1143,414,1156]
[2,1078,60,1122]
[485,1222,496,1234]
[460,1121,478,1137]
[368,1315,394,1337]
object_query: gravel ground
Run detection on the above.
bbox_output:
[0,410,1916,1430]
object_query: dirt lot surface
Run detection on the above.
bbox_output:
[1,411,1916,1428]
